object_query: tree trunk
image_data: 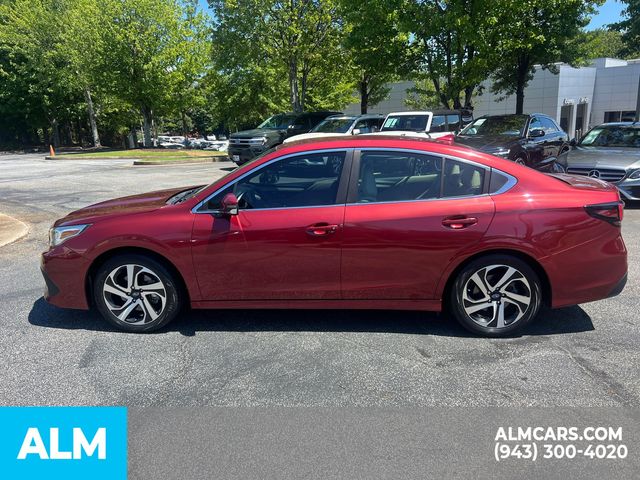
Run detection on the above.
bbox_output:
[141,105,153,148]
[289,58,301,113]
[515,54,530,115]
[84,87,101,148]
[360,78,369,114]
[181,111,188,137]
[51,119,60,148]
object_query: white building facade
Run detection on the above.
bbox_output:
[344,58,640,139]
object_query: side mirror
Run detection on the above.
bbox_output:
[220,192,239,216]
[570,138,577,147]
[528,129,545,138]
[352,128,361,135]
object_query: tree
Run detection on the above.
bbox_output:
[92,0,210,146]
[490,0,602,114]
[576,29,625,60]
[210,0,354,114]
[339,0,409,113]
[399,0,500,110]
[611,0,640,58]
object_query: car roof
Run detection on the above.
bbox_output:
[598,121,640,127]
[386,110,470,116]
[278,134,467,153]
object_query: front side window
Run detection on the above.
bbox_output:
[446,114,461,131]
[258,114,297,130]
[205,151,346,210]
[540,117,558,133]
[356,151,442,203]
[430,115,447,132]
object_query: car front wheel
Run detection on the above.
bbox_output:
[449,255,542,337]
[93,254,182,332]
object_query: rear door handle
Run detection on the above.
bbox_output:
[442,216,478,229]
[306,223,339,236]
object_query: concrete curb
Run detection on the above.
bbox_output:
[0,213,29,248]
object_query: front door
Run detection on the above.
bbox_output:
[341,150,496,300]
[192,150,350,300]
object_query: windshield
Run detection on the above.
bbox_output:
[460,116,527,137]
[580,126,640,147]
[312,118,354,133]
[381,114,430,132]
[258,114,297,130]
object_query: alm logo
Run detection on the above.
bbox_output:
[17,427,106,460]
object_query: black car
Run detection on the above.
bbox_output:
[228,111,341,165]
[455,114,570,172]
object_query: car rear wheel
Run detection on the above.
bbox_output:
[93,254,182,332]
[513,155,526,166]
[449,255,542,337]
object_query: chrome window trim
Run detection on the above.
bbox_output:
[192,148,350,214]
[347,147,517,205]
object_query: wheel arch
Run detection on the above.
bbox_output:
[441,248,552,309]
[85,246,191,308]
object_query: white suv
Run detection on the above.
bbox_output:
[376,110,472,139]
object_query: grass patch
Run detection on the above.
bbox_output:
[54,148,227,160]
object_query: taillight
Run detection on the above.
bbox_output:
[585,201,624,226]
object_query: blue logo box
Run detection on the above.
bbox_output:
[0,407,127,480]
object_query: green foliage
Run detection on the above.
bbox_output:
[489,0,602,113]
[209,0,355,117]
[611,0,640,58]
[568,28,626,63]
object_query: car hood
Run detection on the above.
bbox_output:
[55,186,197,227]
[565,146,640,170]
[230,128,285,140]
[455,135,520,151]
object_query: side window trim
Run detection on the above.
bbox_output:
[193,148,353,213]
[346,148,491,206]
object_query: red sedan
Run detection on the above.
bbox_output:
[41,136,627,336]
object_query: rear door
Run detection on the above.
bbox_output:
[341,149,496,300]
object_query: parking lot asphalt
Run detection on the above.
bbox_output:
[0,153,638,407]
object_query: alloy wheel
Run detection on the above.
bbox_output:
[102,264,167,325]
[461,264,532,329]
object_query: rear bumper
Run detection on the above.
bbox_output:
[228,145,268,164]
[542,232,628,308]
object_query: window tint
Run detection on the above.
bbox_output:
[354,118,382,134]
[489,170,510,193]
[356,151,442,203]
[430,115,447,132]
[206,152,345,210]
[540,117,558,133]
[443,159,486,198]
[446,114,461,131]
[528,117,543,132]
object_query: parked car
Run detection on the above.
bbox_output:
[562,122,640,201]
[228,111,341,165]
[376,110,473,139]
[283,114,384,144]
[42,135,627,337]
[455,114,570,172]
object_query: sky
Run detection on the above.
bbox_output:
[197,0,626,31]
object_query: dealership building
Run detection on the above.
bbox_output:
[344,57,640,139]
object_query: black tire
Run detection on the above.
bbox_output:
[449,254,542,337]
[513,154,527,166]
[93,254,182,333]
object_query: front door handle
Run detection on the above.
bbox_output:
[442,216,478,229]
[306,223,339,236]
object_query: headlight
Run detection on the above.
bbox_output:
[248,137,267,146]
[492,149,511,157]
[627,169,640,180]
[49,224,90,247]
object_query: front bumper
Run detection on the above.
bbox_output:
[228,145,268,165]
[40,246,91,310]
[616,181,640,201]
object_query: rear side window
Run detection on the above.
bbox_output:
[443,159,486,198]
[446,114,461,131]
[430,115,447,132]
[489,170,510,193]
[356,151,442,203]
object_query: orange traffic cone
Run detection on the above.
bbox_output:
[49,145,56,157]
